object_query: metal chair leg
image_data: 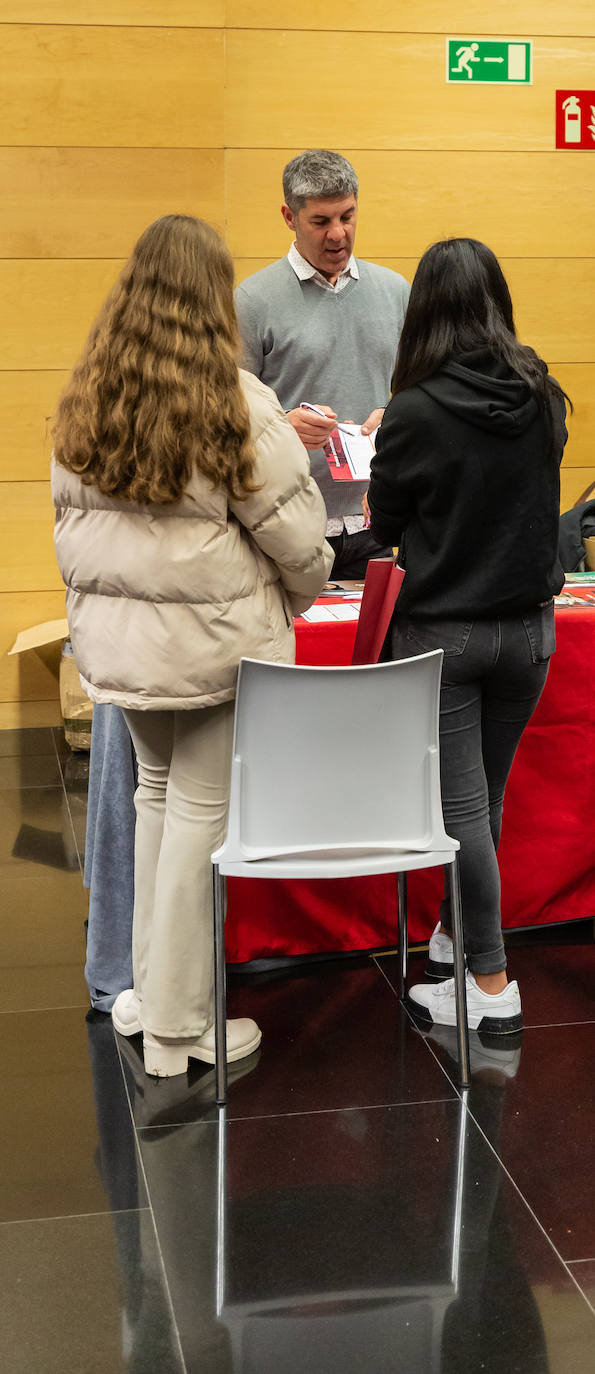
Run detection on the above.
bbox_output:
[212,863,228,1105]
[448,854,470,1087]
[215,1104,227,1318]
[397,871,408,1001]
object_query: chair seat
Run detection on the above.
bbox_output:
[214,844,457,881]
[211,656,470,1102]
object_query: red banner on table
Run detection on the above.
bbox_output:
[555,90,595,149]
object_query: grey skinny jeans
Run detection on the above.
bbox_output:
[392,606,555,975]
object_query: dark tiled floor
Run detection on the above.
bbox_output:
[1,725,595,1373]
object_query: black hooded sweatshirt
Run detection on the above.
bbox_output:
[368,349,566,619]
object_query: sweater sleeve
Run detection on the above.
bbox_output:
[229,401,333,614]
[234,284,265,378]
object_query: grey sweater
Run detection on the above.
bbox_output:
[235,257,410,517]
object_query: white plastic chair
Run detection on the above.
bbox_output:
[211,654,470,1103]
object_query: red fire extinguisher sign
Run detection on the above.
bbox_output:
[556,90,595,148]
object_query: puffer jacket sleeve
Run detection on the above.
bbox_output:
[230,380,334,615]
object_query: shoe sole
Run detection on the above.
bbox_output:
[143,1028,262,1078]
[405,994,524,1037]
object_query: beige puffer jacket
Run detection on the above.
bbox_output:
[52,370,333,710]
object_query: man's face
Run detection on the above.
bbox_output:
[281,194,358,282]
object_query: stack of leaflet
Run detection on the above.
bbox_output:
[555,572,595,607]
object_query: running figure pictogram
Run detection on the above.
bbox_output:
[452,42,480,79]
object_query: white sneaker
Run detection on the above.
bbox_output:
[112,988,142,1036]
[407,971,523,1036]
[426,921,463,980]
[143,1018,262,1078]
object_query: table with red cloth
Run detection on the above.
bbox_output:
[225,597,595,963]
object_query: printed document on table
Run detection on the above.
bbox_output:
[300,603,360,623]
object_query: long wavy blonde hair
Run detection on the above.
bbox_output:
[52,215,257,503]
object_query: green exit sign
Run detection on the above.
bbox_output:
[446,39,532,84]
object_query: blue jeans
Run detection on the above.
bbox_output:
[84,705,136,1010]
[392,606,555,974]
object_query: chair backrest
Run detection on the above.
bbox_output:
[220,653,449,862]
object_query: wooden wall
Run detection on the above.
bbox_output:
[2,1,594,727]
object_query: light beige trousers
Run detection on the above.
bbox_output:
[122,703,234,1039]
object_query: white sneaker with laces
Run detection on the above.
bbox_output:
[112,988,142,1036]
[143,1018,262,1077]
[407,970,523,1036]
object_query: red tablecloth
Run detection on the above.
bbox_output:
[225,605,595,962]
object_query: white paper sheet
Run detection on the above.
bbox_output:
[300,605,338,622]
[300,603,360,623]
[324,603,360,620]
[335,423,378,480]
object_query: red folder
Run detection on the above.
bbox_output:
[351,558,405,665]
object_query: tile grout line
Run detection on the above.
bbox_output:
[0,1206,150,1229]
[372,955,595,1317]
[460,1103,595,1318]
[0,1003,88,1015]
[135,1096,458,1132]
[524,1018,595,1029]
[372,954,463,1095]
[114,1032,189,1374]
[51,727,86,878]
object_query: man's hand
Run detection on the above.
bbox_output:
[361,407,385,436]
[287,404,337,450]
[361,490,371,529]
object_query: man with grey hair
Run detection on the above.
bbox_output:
[235,149,410,578]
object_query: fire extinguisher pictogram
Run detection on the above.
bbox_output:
[562,95,581,143]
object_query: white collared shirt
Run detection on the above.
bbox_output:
[288,241,359,293]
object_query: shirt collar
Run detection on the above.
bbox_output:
[288,241,359,291]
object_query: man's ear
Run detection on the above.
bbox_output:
[281,203,297,232]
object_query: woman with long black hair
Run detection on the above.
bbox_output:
[367,237,568,1035]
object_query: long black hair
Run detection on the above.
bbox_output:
[392,237,571,415]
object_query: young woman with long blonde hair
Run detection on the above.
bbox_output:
[52,214,332,1077]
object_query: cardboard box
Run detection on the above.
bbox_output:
[584,537,595,571]
[9,620,92,748]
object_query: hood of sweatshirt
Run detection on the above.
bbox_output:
[418,348,540,437]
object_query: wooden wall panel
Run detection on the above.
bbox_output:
[226,149,595,259]
[561,468,594,509]
[0,2,224,21]
[1,25,224,146]
[226,32,595,149]
[0,374,66,483]
[554,367,595,469]
[225,2,595,34]
[503,260,595,363]
[1,484,62,594]
[1,149,224,258]
[0,261,125,370]
[0,699,62,731]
